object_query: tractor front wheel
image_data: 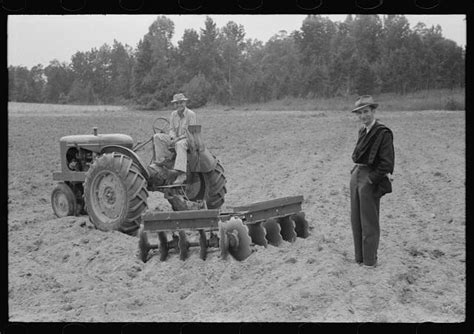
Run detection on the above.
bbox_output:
[51,182,76,218]
[84,153,148,235]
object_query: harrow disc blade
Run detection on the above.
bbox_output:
[199,229,208,260]
[293,212,310,238]
[247,222,268,247]
[223,218,252,261]
[263,218,283,246]
[158,231,169,261]
[178,230,190,261]
[277,216,297,242]
[219,221,230,260]
[138,226,151,263]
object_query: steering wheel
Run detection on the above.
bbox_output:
[153,117,170,134]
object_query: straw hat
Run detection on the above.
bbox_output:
[171,93,189,103]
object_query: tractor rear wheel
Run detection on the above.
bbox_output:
[204,160,227,209]
[183,160,227,209]
[84,153,148,235]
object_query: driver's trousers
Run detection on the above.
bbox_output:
[153,134,188,173]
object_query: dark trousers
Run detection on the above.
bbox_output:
[350,165,380,266]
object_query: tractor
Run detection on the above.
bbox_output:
[51,117,226,236]
[51,118,310,262]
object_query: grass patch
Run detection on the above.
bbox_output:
[206,88,464,112]
[8,102,126,114]
[9,88,464,114]
[379,89,464,111]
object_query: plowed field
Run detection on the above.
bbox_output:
[7,102,465,322]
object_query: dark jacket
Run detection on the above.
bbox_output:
[352,120,395,197]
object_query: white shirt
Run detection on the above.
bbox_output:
[169,107,197,138]
[365,119,376,134]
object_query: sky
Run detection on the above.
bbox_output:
[7,14,466,69]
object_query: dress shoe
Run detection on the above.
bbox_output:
[362,261,377,268]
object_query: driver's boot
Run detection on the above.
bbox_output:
[173,171,187,185]
[153,157,174,169]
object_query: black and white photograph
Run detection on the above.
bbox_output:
[7,14,465,323]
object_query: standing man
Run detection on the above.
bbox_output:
[350,95,394,268]
[154,93,196,184]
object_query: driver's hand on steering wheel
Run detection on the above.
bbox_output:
[169,136,179,145]
[170,135,185,145]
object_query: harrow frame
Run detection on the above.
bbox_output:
[138,195,309,262]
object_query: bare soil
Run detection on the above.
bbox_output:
[7,103,465,322]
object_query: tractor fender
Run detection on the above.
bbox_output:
[100,145,150,180]
[188,148,217,173]
[186,124,217,173]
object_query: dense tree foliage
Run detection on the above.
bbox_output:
[8,15,465,107]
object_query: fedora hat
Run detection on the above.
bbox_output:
[351,95,379,113]
[171,93,189,103]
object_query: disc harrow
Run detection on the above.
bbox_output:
[138,195,310,262]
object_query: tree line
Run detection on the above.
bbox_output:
[8,15,465,108]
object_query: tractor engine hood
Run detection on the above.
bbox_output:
[60,134,134,153]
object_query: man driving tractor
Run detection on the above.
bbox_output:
[153,93,196,184]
